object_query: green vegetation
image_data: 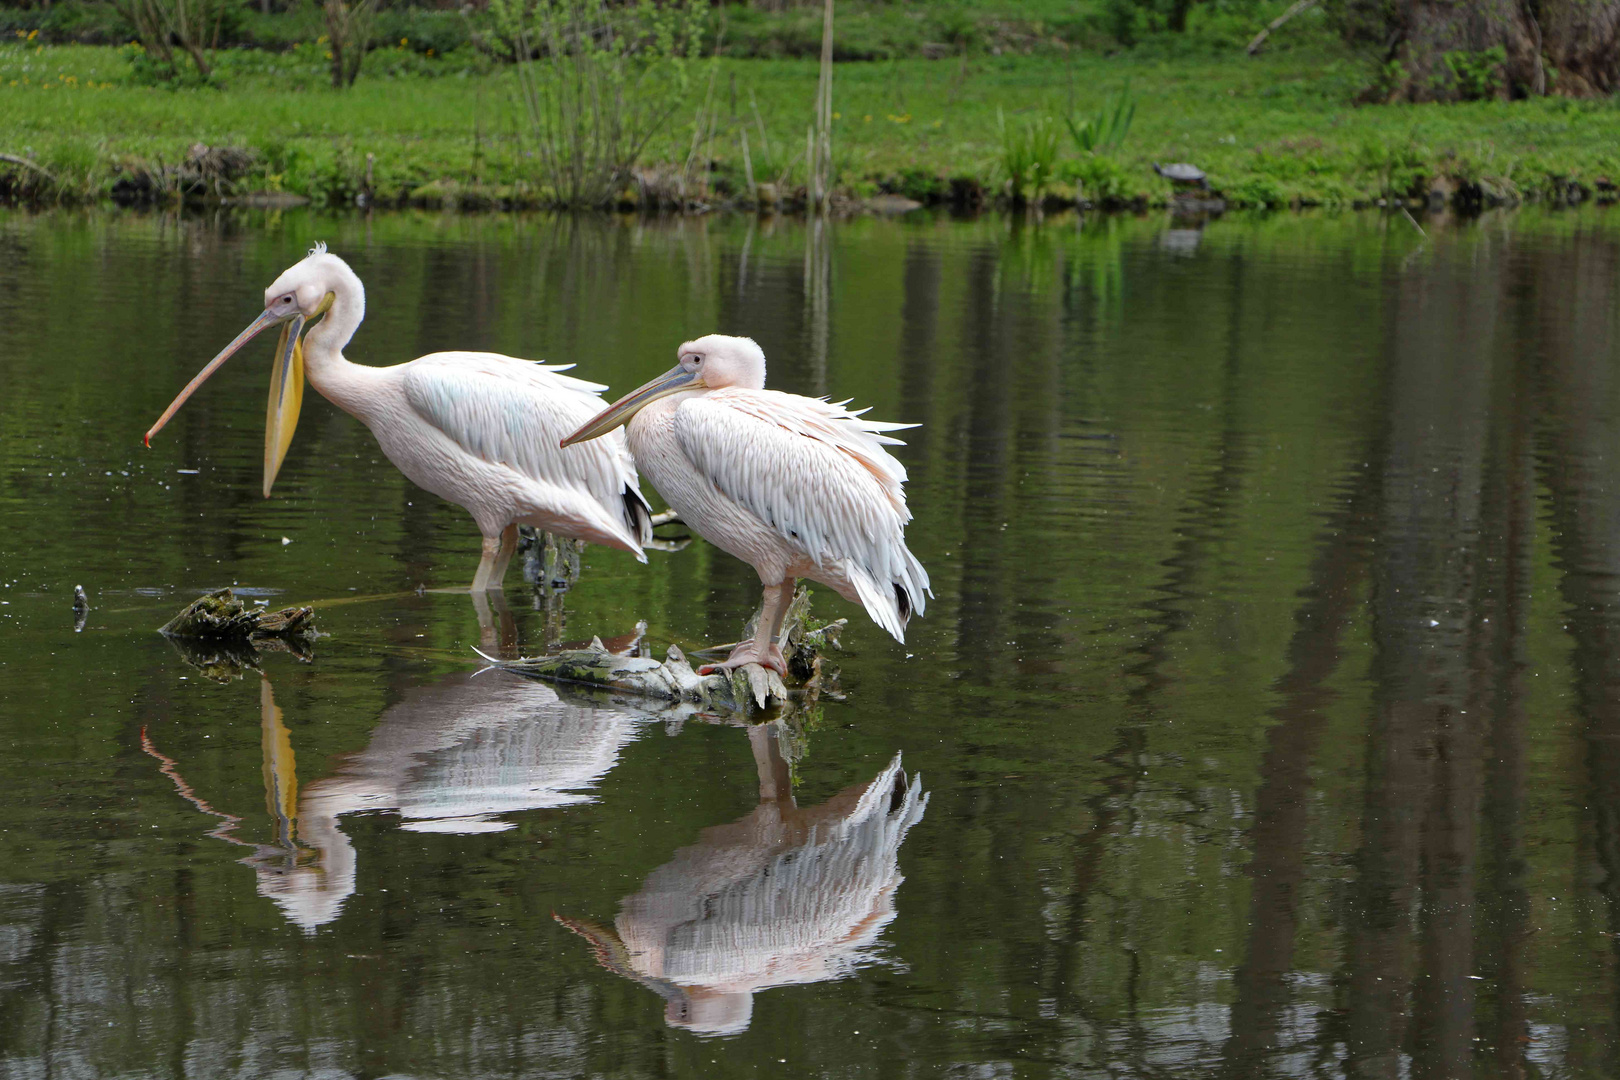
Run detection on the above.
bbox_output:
[3,0,1620,211]
[489,0,709,206]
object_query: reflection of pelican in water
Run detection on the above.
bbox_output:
[148,668,650,932]
[559,725,928,1036]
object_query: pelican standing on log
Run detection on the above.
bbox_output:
[563,334,929,675]
[145,245,652,590]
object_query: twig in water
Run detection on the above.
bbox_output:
[1401,205,1427,237]
[741,128,756,199]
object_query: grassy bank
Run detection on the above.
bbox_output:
[5,34,1620,211]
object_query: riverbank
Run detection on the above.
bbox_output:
[5,39,1620,212]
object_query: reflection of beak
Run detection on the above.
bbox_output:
[263,313,306,498]
[144,307,291,449]
[561,365,699,447]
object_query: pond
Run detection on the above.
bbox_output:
[1,205,1618,1078]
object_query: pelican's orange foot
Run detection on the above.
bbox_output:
[698,642,787,677]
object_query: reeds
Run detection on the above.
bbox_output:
[806,0,834,210]
[1064,82,1135,155]
[997,109,1061,207]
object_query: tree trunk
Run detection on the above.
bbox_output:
[1340,0,1620,99]
[1542,0,1620,93]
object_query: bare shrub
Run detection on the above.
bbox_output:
[489,0,709,208]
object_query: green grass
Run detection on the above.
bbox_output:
[5,27,1620,210]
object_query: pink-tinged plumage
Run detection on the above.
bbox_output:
[565,334,930,673]
[561,748,928,1035]
[146,246,651,590]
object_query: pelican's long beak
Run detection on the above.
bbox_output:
[144,307,291,448]
[561,365,699,447]
[263,313,307,498]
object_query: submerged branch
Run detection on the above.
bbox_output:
[160,587,317,640]
[485,586,844,714]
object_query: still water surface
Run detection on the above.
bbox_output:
[1,206,1619,1077]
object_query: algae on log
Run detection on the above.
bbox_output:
[160,587,317,640]
[158,588,319,681]
[488,642,792,712]
[486,586,846,715]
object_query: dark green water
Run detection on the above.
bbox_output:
[2,205,1619,1077]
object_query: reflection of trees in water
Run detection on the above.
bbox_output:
[1215,229,1620,1077]
[15,215,1620,1074]
[1533,230,1620,1078]
[1012,222,1620,1076]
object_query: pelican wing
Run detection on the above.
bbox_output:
[672,388,930,638]
[401,353,652,545]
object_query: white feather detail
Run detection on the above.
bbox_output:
[401,353,649,544]
[306,240,328,259]
[672,388,930,639]
[621,752,928,998]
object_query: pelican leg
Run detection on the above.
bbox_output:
[471,588,518,656]
[470,534,502,593]
[700,578,792,676]
[489,524,520,587]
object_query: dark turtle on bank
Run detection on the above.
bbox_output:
[1153,162,1210,191]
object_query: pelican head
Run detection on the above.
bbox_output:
[561,334,765,447]
[144,244,359,498]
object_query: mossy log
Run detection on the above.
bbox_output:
[160,588,317,642]
[487,587,845,715]
[158,588,318,681]
[491,642,789,712]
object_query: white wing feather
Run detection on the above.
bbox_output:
[401,353,650,543]
[673,388,930,638]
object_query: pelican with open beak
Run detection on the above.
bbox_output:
[144,244,653,592]
[145,291,325,498]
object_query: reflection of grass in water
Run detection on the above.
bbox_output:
[994,215,1127,330]
[8,38,1620,207]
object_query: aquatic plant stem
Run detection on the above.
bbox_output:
[811,0,834,209]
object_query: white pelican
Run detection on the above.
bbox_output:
[563,334,929,674]
[145,244,652,590]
